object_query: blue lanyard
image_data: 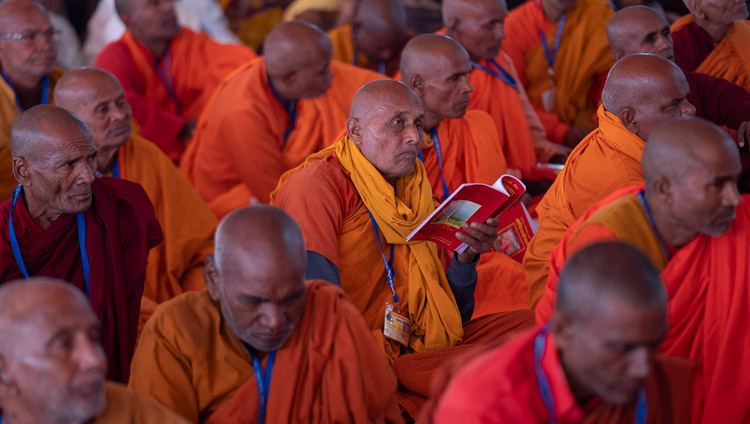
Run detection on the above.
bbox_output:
[250,349,277,424]
[8,185,90,295]
[538,13,567,80]
[366,209,398,304]
[470,59,518,92]
[534,326,647,424]
[2,72,50,112]
[95,154,119,179]
[155,46,183,115]
[352,52,386,74]
[269,79,297,146]
[637,190,671,261]
[430,128,451,200]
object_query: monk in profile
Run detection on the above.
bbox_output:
[524,54,695,308]
[272,80,534,419]
[0,0,65,200]
[328,0,411,76]
[671,0,750,91]
[429,242,698,423]
[129,206,403,423]
[181,21,382,217]
[0,278,189,423]
[0,105,163,382]
[94,0,256,161]
[54,68,218,329]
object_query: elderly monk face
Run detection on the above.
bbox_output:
[629,75,694,140]
[608,7,674,61]
[121,0,180,41]
[0,0,57,83]
[694,0,748,26]
[0,280,107,423]
[411,41,474,120]
[445,0,508,61]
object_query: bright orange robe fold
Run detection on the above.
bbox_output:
[180,58,382,216]
[117,135,216,328]
[129,282,402,423]
[524,106,645,307]
[96,383,190,423]
[0,69,64,201]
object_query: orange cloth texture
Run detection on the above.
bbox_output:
[129,282,403,423]
[328,25,367,68]
[117,135,216,327]
[95,383,190,423]
[180,58,382,215]
[0,68,64,201]
[524,106,645,308]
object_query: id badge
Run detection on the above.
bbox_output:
[541,85,556,112]
[383,302,411,346]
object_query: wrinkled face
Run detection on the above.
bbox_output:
[697,0,748,26]
[71,82,133,154]
[631,71,695,140]
[418,52,473,120]
[0,9,57,82]
[3,295,107,422]
[122,0,180,41]
[353,22,408,64]
[447,0,507,61]
[556,298,667,405]
[617,15,674,60]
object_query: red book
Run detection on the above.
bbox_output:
[495,202,538,262]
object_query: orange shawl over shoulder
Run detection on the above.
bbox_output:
[95,383,190,423]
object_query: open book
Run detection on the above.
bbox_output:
[496,202,538,262]
[407,174,526,253]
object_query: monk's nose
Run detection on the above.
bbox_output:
[724,183,742,207]
[261,304,284,330]
[628,347,652,381]
[460,75,473,94]
[76,337,107,373]
[680,100,696,117]
[494,23,506,41]
[77,162,96,185]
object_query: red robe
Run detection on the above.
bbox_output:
[683,70,750,131]
[0,178,163,382]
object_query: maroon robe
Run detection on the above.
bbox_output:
[685,69,750,130]
[672,22,715,73]
[0,177,163,382]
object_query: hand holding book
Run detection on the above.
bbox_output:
[455,217,500,263]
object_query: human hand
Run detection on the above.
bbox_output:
[456,217,499,263]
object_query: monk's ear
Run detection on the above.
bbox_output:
[612,49,625,62]
[620,107,638,134]
[409,74,425,96]
[653,175,673,204]
[0,357,18,398]
[347,118,363,144]
[204,255,221,302]
[446,17,460,36]
[11,157,30,186]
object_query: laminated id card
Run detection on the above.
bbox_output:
[383,303,411,346]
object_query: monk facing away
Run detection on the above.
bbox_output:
[399,34,528,315]
[0,0,65,200]
[129,206,403,423]
[523,54,696,308]
[328,0,411,76]
[181,21,382,217]
[671,0,750,91]
[0,105,163,382]
[94,0,257,162]
[272,80,534,419]
[0,278,189,424]
[54,68,218,330]
[429,241,698,424]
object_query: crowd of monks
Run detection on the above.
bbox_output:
[0,0,749,421]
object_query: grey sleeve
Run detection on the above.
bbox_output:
[446,253,479,323]
[306,251,341,287]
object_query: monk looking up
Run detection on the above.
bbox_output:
[0,278,189,423]
[181,21,381,217]
[430,242,698,424]
[129,206,402,423]
[0,105,163,382]
[523,54,695,308]
[54,68,218,330]
[94,0,256,162]
[442,0,570,178]
[399,34,526,314]
[328,0,411,76]
[272,80,534,419]
[671,0,750,91]
[0,0,64,200]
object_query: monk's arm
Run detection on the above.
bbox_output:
[307,251,341,286]
[688,71,750,130]
[447,253,478,322]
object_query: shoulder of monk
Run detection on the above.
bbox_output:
[146,291,219,342]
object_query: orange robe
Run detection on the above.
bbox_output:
[428,326,698,424]
[0,68,65,201]
[96,383,190,423]
[180,58,382,217]
[95,28,256,161]
[116,135,216,328]
[503,0,614,134]
[524,106,645,308]
[129,282,402,423]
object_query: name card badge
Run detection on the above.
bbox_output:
[383,302,411,346]
[541,85,556,112]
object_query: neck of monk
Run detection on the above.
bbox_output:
[424,111,442,133]
[5,73,45,109]
[540,0,566,23]
[644,191,698,248]
[24,190,62,230]
[96,145,120,176]
[558,350,596,407]
[137,34,170,62]
[695,17,732,44]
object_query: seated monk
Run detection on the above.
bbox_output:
[442,0,570,179]
[428,241,699,424]
[501,0,615,147]
[0,0,65,200]
[0,105,163,382]
[328,0,411,76]
[399,33,527,315]
[94,0,257,162]
[271,80,534,419]
[180,21,382,217]
[671,0,750,91]
[129,206,402,423]
[0,278,189,423]
[523,54,695,308]
[54,68,218,330]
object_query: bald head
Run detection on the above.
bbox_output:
[607,7,674,62]
[350,79,422,122]
[400,34,470,80]
[11,105,93,159]
[0,0,46,20]
[351,0,408,64]
[55,68,123,110]
[442,0,508,61]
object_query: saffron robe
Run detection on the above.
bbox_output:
[0,68,65,201]
[429,327,698,424]
[95,383,190,423]
[328,24,398,76]
[524,106,645,308]
[129,282,403,423]
[672,16,750,92]
[117,135,216,328]
[95,28,256,161]
[180,58,381,216]
[0,178,163,382]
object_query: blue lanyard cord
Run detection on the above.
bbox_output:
[353,51,387,75]
[8,185,90,295]
[268,79,297,145]
[155,47,183,115]
[250,349,277,424]
[2,72,50,112]
[112,154,120,178]
[637,190,671,261]
[538,13,567,80]
[366,209,398,304]
[430,128,451,200]
[470,60,519,92]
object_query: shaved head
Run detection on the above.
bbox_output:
[349,79,422,122]
[0,0,56,86]
[54,67,123,109]
[442,0,508,61]
[10,104,92,159]
[0,0,47,21]
[351,0,408,64]
[607,7,674,61]
[400,34,469,80]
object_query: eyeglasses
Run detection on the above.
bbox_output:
[0,28,60,45]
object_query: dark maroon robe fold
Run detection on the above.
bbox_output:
[685,69,750,131]
[672,22,716,72]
